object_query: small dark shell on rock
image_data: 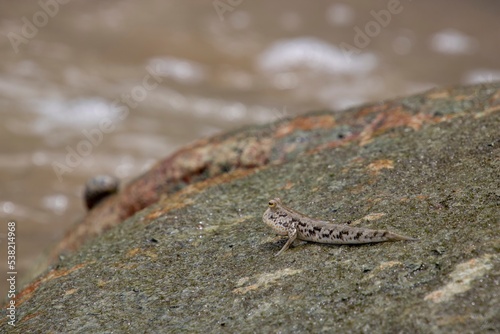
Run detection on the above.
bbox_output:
[84,175,120,210]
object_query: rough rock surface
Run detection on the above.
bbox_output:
[3,83,499,333]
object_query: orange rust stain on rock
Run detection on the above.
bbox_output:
[19,311,43,323]
[239,137,273,166]
[359,113,385,146]
[126,248,141,258]
[275,115,336,138]
[16,263,87,308]
[354,104,388,118]
[367,159,394,175]
[125,247,157,260]
[359,108,438,145]
[381,109,434,131]
[281,181,294,190]
[146,211,163,221]
[428,90,451,99]
[474,105,500,118]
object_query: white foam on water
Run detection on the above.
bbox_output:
[257,37,377,75]
[429,29,478,55]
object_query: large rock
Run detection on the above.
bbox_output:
[3,83,499,332]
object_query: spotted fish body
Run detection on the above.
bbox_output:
[262,198,417,256]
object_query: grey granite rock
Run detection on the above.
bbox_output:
[3,83,499,333]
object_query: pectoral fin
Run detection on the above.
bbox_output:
[275,228,298,256]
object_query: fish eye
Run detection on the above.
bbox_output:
[268,200,276,208]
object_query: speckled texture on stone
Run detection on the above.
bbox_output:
[3,83,499,333]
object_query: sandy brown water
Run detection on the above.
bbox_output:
[0,0,499,298]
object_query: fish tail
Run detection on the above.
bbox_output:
[385,231,418,242]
